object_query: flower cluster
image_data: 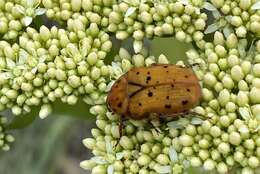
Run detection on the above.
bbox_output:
[42,0,207,46]
[81,34,260,173]
[205,0,260,38]
[186,31,260,173]
[0,25,112,117]
[81,49,193,174]
[0,116,15,151]
[0,0,46,40]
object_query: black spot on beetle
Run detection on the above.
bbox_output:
[117,102,122,108]
[166,96,170,99]
[138,103,142,106]
[146,76,151,81]
[171,84,174,88]
[182,100,188,105]
[166,70,169,73]
[147,71,150,74]
[186,88,191,92]
[164,65,168,68]
[184,75,189,78]
[136,72,140,75]
[165,104,171,109]
[148,91,153,97]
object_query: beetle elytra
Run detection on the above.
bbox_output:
[106,64,202,138]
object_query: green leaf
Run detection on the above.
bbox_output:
[51,99,93,120]
[6,106,40,130]
[6,98,94,130]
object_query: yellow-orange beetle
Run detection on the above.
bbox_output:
[107,64,202,137]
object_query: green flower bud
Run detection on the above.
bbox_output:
[179,135,194,146]
[236,26,247,37]
[216,162,228,174]
[194,19,206,30]
[243,139,255,150]
[214,32,224,45]
[248,156,259,168]
[227,55,239,67]
[229,131,241,146]
[218,142,231,155]
[175,31,186,42]
[231,65,245,82]
[231,16,243,27]
[203,159,215,171]
[225,102,236,113]
[132,54,144,67]
[203,73,217,87]
[40,26,51,41]
[109,11,122,24]
[6,89,18,99]
[92,165,106,174]
[222,75,234,89]
[120,136,133,150]
[226,34,238,48]
[249,87,260,104]
[156,154,170,165]
[253,64,260,77]
[190,157,202,167]
[91,67,101,80]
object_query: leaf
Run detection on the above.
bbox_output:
[91,156,108,164]
[31,67,37,74]
[15,5,25,14]
[239,107,251,120]
[212,10,221,19]
[223,26,233,38]
[204,23,219,34]
[154,165,171,174]
[251,1,260,10]
[26,0,34,7]
[22,16,33,26]
[169,147,178,162]
[203,2,217,11]
[6,106,40,130]
[105,138,113,153]
[6,58,16,68]
[116,152,124,160]
[39,56,46,63]
[179,0,189,5]
[0,72,13,79]
[191,117,203,125]
[125,7,137,17]
[225,15,233,23]
[107,165,114,174]
[167,121,184,129]
[35,8,47,16]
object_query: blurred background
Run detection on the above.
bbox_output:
[0,38,203,174]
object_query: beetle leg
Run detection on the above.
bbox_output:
[186,111,213,120]
[186,63,201,68]
[149,119,162,133]
[114,115,124,148]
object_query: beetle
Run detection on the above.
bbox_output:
[106,64,202,138]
